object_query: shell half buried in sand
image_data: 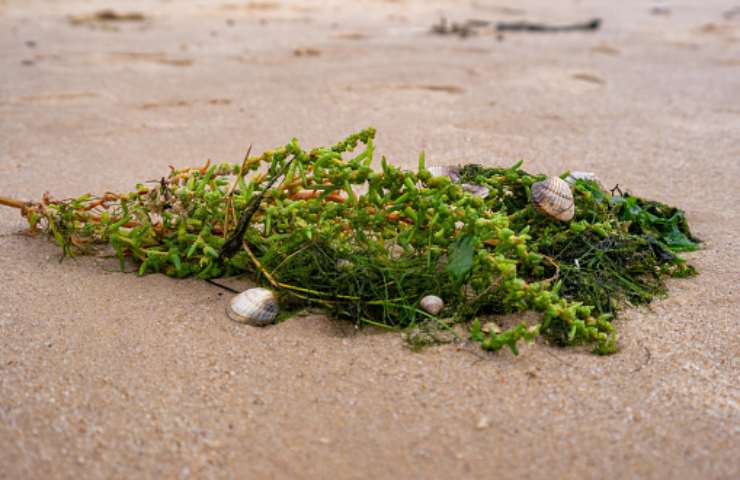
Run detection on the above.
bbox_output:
[530,177,575,222]
[227,288,279,326]
[420,295,444,315]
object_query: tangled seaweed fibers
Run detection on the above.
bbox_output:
[0,129,698,355]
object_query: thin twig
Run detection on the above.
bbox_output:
[241,239,352,304]
[219,157,294,259]
[0,195,31,211]
[541,255,561,285]
[205,278,241,294]
[223,144,252,239]
[242,239,279,289]
[496,18,601,33]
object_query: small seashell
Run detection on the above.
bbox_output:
[481,321,502,334]
[387,243,405,259]
[531,177,575,222]
[461,183,489,197]
[420,295,444,315]
[564,170,603,189]
[336,258,353,270]
[427,165,487,197]
[427,165,460,182]
[227,288,279,326]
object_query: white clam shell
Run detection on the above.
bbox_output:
[420,295,444,315]
[227,288,279,326]
[387,243,405,259]
[427,165,488,197]
[336,258,353,270]
[531,177,575,222]
[427,165,460,182]
[461,183,490,197]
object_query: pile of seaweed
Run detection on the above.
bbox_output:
[1,129,698,354]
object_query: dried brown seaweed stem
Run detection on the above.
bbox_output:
[241,239,338,307]
[0,195,30,211]
[224,145,253,239]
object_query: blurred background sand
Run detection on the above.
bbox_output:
[1,1,738,478]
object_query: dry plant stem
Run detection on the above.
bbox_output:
[241,240,340,306]
[289,190,348,202]
[224,145,252,239]
[541,255,560,285]
[0,195,31,210]
[242,239,280,288]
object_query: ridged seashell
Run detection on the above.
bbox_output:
[531,177,575,222]
[564,170,603,189]
[420,295,444,315]
[427,165,488,197]
[461,183,490,197]
[227,288,279,326]
[427,165,460,182]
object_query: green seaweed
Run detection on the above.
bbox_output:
[8,129,698,355]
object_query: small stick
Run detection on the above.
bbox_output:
[242,239,280,289]
[205,278,241,294]
[496,18,601,33]
[541,255,561,285]
[219,157,294,259]
[227,145,253,197]
[0,195,31,211]
[224,144,252,238]
[241,239,351,304]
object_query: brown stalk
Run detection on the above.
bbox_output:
[0,195,30,210]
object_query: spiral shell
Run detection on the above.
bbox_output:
[420,295,444,315]
[227,288,279,326]
[531,177,575,222]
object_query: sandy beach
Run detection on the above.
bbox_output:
[1,0,738,478]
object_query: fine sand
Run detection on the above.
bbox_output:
[1,0,738,478]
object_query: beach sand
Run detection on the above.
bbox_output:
[1,0,738,478]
